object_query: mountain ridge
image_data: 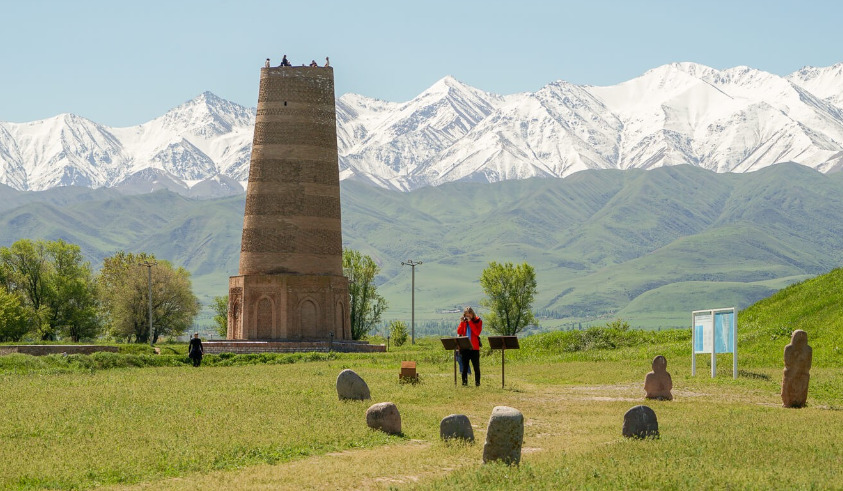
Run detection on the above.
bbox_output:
[2,62,843,193]
[3,164,840,330]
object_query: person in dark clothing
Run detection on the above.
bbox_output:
[457,306,482,386]
[188,333,204,367]
[279,55,291,67]
[457,349,471,376]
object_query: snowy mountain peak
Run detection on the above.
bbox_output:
[425,75,468,94]
[788,63,843,106]
[149,92,255,143]
[161,92,253,125]
[646,61,718,79]
[792,62,843,79]
[414,75,496,106]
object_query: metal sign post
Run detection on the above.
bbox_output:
[440,338,458,386]
[402,260,422,344]
[487,336,520,388]
[440,337,473,386]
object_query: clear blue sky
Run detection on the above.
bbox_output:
[2,0,840,127]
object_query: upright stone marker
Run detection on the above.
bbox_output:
[440,414,475,442]
[483,406,524,465]
[228,65,350,342]
[622,405,659,439]
[366,402,401,435]
[782,329,812,408]
[336,369,371,401]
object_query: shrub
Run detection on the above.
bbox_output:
[389,320,409,347]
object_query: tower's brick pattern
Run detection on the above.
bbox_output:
[228,66,351,342]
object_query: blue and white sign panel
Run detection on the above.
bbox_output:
[692,307,737,379]
[693,311,734,354]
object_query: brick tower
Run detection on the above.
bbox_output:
[227,65,350,341]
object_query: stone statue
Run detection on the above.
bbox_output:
[781,330,812,408]
[644,355,673,401]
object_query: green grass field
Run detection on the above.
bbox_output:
[2,269,843,489]
[2,348,841,490]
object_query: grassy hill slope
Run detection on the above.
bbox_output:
[2,164,843,332]
[738,267,843,367]
[518,266,843,372]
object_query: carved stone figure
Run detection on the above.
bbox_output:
[781,330,812,408]
[644,355,673,401]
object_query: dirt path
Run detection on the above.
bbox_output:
[111,439,478,490]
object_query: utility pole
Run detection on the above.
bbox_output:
[401,260,422,344]
[139,260,157,346]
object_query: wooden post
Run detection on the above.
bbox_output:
[487,336,519,389]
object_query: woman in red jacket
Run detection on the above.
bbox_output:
[457,307,482,386]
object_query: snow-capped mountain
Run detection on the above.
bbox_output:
[0,92,255,194]
[2,62,843,193]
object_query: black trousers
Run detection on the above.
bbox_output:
[460,349,480,386]
[190,355,202,367]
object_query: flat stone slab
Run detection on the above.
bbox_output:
[336,369,371,401]
[203,340,385,354]
[0,345,118,356]
[366,402,401,435]
[623,405,659,439]
[483,406,524,464]
[440,414,474,442]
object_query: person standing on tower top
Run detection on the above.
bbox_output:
[279,55,291,67]
[324,56,330,67]
[265,58,270,68]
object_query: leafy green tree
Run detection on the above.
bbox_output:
[342,248,387,340]
[45,241,100,341]
[0,240,51,338]
[98,252,200,343]
[479,261,538,336]
[0,287,29,342]
[0,239,99,341]
[0,258,9,291]
[212,295,228,337]
[389,320,408,347]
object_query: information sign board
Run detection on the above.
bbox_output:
[691,307,737,378]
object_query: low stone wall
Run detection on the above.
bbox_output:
[203,340,386,354]
[0,345,119,356]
